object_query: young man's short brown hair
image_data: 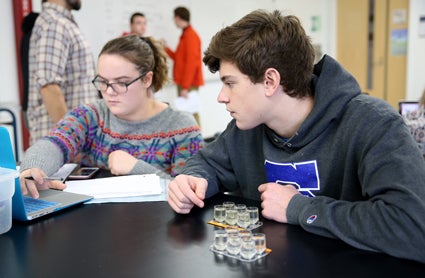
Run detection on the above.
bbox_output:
[203,10,315,98]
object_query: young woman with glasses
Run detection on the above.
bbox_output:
[19,35,203,199]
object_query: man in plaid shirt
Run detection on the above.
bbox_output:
[27,0,98,145]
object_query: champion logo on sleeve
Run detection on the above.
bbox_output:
[306,215,317,224]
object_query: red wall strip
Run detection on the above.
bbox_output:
[12,0,32,150]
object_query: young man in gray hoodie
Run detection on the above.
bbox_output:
[167,10,425,263]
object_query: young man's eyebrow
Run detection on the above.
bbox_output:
[220,75,233,82]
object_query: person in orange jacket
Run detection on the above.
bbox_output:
[164,6,204,126]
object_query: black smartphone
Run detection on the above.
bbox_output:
[68,167,100,180]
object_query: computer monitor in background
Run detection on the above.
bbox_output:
[398,101,419,116]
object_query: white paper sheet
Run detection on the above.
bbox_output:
[82,178,169,204]
[173,91,200,113]
[64,174,162,200]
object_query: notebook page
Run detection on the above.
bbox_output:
[64,174,162,199]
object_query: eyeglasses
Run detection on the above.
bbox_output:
[91,73,146,95]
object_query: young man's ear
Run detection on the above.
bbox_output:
[264,68,281,96]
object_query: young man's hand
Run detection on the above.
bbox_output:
[167,174,208,214]
[258,182,300,223]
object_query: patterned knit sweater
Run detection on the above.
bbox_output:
[20,100,203,179]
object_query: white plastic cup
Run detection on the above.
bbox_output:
[234,204,247,213]
[0,167,17,234]
[240,237,257,260]
[213,230,228,251]
[213,205,226,223]
[225,208,238,225]
[226,234,242,255]
[253,233,267,255]
[237,211,251,229]
[247,207,259,226]
[222,201,235,210]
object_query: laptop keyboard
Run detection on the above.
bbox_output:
[23,196,59,214]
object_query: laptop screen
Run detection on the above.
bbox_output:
[398,101,419,116]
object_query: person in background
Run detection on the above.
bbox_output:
[20,7,41,128]
[403,88,425,158]
[20,35,203,199]
[163,6,204,126]
[122,12,147,37]
[27,0,98,146]
[167,10,425,263]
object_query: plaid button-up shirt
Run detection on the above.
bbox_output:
[28,2,98,145]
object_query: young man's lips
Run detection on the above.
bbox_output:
[226,107,235,117]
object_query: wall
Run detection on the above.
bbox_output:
[20,0,336,140]
[406,0,425,100]
[0,0,23,161]
[4,0,423,160]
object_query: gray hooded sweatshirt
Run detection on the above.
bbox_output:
[181,55,425,263]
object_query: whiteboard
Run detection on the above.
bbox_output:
[72,0,278,81]
[32,0,334,81]
[74,0,187,58]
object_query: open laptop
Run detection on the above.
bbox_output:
[398,100,419,116]
[0,127,93,221]
[12,164,93,221]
